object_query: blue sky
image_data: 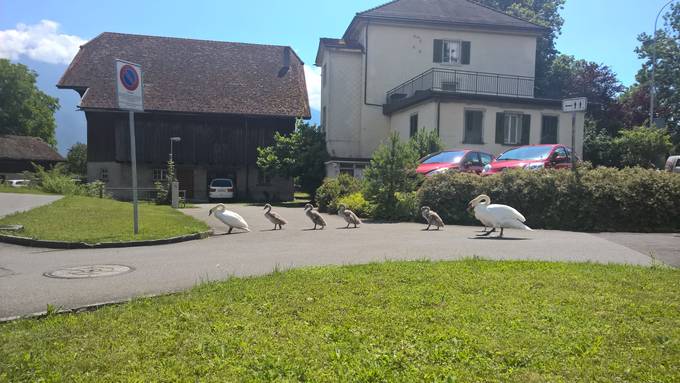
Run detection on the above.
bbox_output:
[0,0,674,154]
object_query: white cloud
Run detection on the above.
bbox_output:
[0,20,86,65]
[304,65,321,111]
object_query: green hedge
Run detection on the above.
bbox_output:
[417,168,680,232]
[315,174,363,213]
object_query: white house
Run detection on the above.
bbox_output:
[316,0,585,178]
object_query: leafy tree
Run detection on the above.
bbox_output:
[613,127,672,169]
[65,143,87,176]
[0,59,59,146]
[583,123,618,167]
[478,0,565,97]
[629,2,680,149]
[408,130,444,159]
[546,54,626,135]
[363,132,420,220]
[256,120,328,198]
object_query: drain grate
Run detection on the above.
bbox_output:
[44,264,134,279]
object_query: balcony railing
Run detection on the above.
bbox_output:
[386,68,535,104]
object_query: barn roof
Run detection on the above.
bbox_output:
[57,32,310,119]
[0,135,64,162]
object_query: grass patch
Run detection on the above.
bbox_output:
[0,195,209,243]
[0,185,54,195]
[0,260,678,381]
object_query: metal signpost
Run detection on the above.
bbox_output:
[115,60,144,234]
[562,97,587,171]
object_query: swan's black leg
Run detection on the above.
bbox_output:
[426,224,431,230]
[478,228,495,237]
[346,222,350,229]
[498,228,504,238]
[313,223,317,230]
[228,227,233,234]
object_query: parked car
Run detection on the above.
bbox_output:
[6,179,30,187]
[482,144,576,175]
[665,155,680,173]
[417,149,494,176]
[208,178,235,201]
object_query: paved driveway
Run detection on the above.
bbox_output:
[0,203,662,320]
[0,192,62,218]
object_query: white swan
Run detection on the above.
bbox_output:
[467,194,532,238]
[338,203,362,228]
[208,204,250,234]
[304,203,327,230]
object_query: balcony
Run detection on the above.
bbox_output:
[385,68,535,104]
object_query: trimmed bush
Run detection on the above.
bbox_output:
[315,174,362,213]
[336,192,374,218]
[417,168,680,232]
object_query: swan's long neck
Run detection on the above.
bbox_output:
[265,205,272,213]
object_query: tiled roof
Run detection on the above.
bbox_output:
[57,32,310,118]
[349,0,548,34]
[0,135,64,162]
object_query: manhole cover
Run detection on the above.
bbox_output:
[44,264,134,279]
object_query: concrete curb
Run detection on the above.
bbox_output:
[0,230,213,249]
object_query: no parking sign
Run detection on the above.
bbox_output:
[115,59,143,111]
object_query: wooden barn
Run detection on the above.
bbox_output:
[57,32,310,201]
[0,135,63,182]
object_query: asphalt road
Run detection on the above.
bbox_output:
[0,192,62,218]
[0,203,665,320]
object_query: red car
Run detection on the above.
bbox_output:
[482,144,576,175]
[417,149,494,176]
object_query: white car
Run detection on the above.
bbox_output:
[665,155,680,173]
[208,178,235,201]
[6,179,30,187]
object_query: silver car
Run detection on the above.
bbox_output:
[665,156,680,173]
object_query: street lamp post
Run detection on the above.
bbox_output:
[650,0,675,129]
[169,136,181,163]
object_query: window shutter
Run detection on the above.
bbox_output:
[521,114,531,145]
[461,41,471,65]
[433,40,443,63]
[495,113,504,144]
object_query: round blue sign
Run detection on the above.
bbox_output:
[119,64,139,91]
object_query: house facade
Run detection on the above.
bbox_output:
[316,0,585,177]
[58,32,310,201]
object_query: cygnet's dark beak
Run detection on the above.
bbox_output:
[208,210,213,216]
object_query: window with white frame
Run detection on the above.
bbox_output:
[100,168,109,183]
[152,168,168,182]
[504,113,522,145]
[442,40,461,65]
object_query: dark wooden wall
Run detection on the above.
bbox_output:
[86,111,295,166]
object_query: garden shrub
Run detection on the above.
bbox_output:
[364,133,421,220]
[336,192,374,218]
[315,173,362,213]
[417,167,680,232]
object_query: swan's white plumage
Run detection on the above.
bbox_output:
[210,204,250,232]
[469,195,532,232]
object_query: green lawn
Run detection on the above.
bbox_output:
[1,260,677,382]
[0,196,210,243]
[0,185,54,195]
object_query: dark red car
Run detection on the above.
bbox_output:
[482,144,576,175]
[417,149,494,176]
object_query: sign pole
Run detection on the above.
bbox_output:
[116,59,143,235]
[129,110,139,234]
[571,111,576,172]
